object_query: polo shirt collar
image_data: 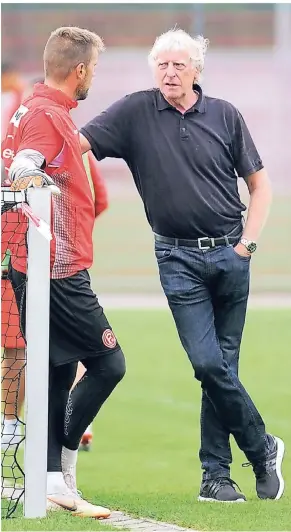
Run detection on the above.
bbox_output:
[157,84,206,113]
[32,83,78,111]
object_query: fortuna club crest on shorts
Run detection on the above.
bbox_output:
[102,329,117,349]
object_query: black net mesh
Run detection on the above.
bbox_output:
[1,190,27,518]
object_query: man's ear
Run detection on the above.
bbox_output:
[76,62,86,80]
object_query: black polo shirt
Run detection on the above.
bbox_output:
[81,85,263,239]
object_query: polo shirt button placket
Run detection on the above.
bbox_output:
[180,116,187,138]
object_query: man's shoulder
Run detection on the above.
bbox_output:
[20,97,69,128]
[22,94,67,115]
[126,88,158,100]
[204,93,239,116]
[116,88,159,109]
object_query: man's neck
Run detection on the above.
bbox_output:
[44,79,75,101]
[165,90,199,114]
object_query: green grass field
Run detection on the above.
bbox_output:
[90,195,291,294]
[2,308,291,531]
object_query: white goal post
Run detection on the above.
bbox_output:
[1,187,51,518]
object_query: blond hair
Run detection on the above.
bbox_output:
[148,29,209,80]
[44,26,105,81]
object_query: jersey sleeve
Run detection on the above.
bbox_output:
[80,95,133,161]
[18,110,64,166]
[233,110,264,180]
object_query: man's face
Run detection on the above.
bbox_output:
[154,50,197,102]
[75,48,98,101]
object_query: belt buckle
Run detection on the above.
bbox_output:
[198,237,210,250]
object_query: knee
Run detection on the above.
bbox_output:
[108,349,126,385]
[192,356,224,383]
[84,348,126,387]
[94,348,126,388]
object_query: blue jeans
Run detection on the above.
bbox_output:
[155,240,267,480]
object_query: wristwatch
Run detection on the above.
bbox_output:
[240,238,257,254]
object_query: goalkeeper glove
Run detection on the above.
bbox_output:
[10,169,61,196]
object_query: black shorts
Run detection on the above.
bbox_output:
[9,267,121,366]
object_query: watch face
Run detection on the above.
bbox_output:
[247,242,257,253]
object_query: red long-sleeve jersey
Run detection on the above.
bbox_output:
[1,83,100,279]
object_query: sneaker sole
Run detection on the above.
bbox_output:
[47,499,64,511]
[197,496,245,503]
[274,436,285,500]
[47,496,110,519]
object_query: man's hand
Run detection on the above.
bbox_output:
[10,169,61,196]
[233,242,251,258]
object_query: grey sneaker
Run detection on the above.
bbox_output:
[243,434,285,500]
[254,435,285,500]
[198,477,246,502]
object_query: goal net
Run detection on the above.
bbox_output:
[1,188,51,518]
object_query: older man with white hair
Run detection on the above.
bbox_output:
[79,28,284,503]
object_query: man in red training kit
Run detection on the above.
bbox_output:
[2,27,125,518]
[2,151,109,454]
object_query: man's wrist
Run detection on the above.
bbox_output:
[240,237,257,254]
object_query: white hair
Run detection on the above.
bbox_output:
[148,28,209,79]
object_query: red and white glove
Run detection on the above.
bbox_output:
[10,168,61,196]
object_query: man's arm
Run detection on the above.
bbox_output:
[80,95,132,161]
[8,111,63,193]
[232,109,272,256]
[242,168,272,242]
[234,168,272,257]
[79,133,91,154]
[88,152,108,217]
